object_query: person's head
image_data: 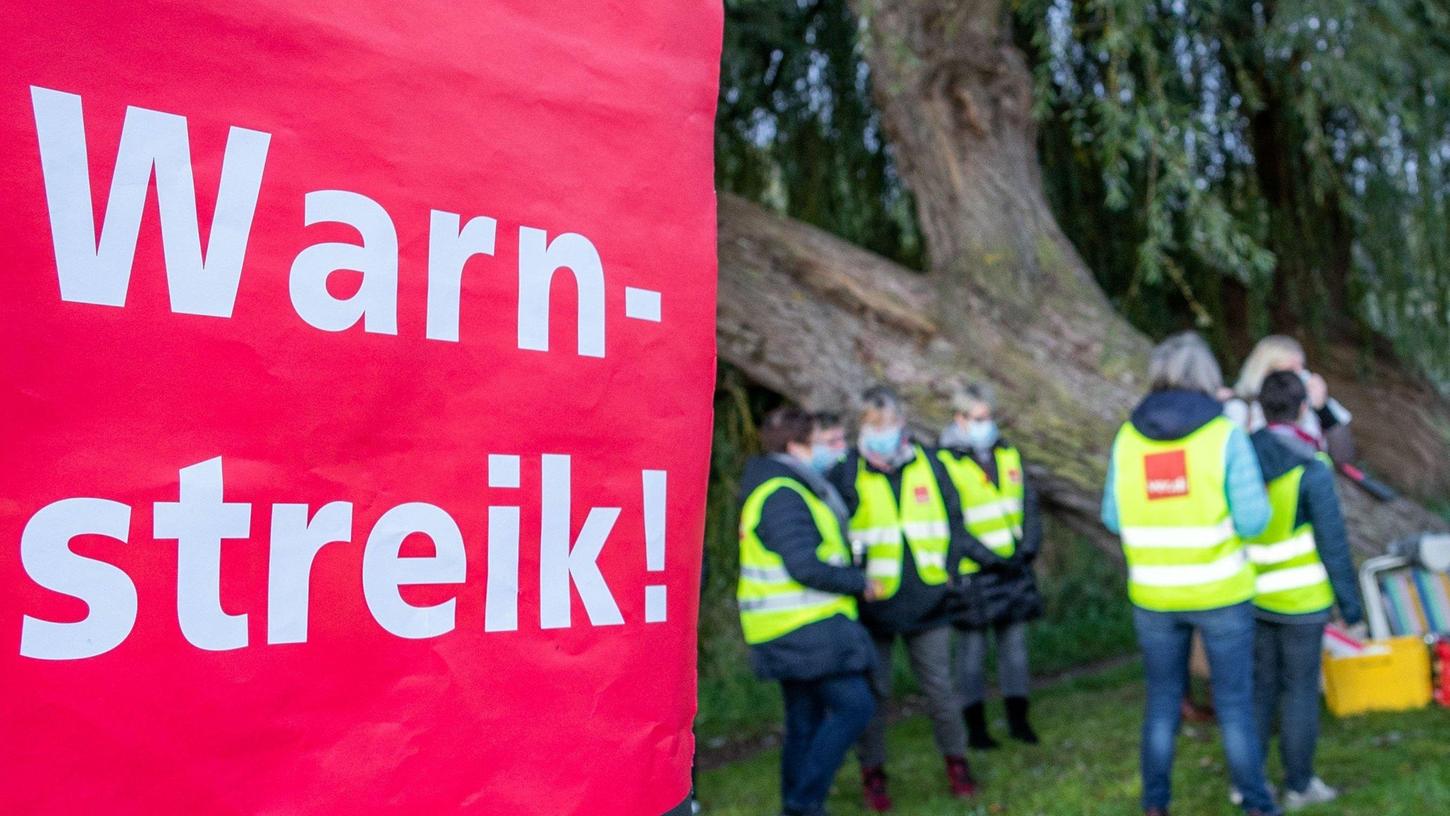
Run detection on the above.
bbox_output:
[858,385,906,458]
[1235,335,1306,399]
[951,382,1000,450]
[1258,370,1308,425]
[952,383,996,424]
[809,411,848,471]
[759,406,815,463]
[1147,331,1224,396]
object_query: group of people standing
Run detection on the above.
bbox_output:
[736,384,1043,815]
[1106,333,1362,816]
[735,333,1365,816]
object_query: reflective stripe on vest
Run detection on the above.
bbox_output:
[1246,465,1334,615]
[937,446,1024,574]
[849,447,952,600]
[737,476,858,645]
[1111,416,1255,612]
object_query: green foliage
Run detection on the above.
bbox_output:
[701,659,1450,814]
[1019,0,1450,373]
[716,0,925,267]
[716,1,1450,378]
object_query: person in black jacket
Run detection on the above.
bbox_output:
[738,407,880,816]
[828,386,1009,810]
[938,384,1044,749]
[1243,372,1364,810]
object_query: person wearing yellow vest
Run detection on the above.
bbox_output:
[937,383,1044,750]
[737,407,881,816]
[1101,332,1281,816]
[1241,371,1363,812]
[809,411,850,473]
[827,386,1004,811]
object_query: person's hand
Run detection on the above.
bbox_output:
[1305,372,1329,410]
[1345,621,1369,641]
[864,579,886,602]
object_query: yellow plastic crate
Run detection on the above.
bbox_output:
[1323,635,1432,717]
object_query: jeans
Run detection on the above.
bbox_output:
[857,626,967,767]
[955,620,1031,705]
[1134,602,1277,814]
[781,672,876,815]
[1254,619,1326,793]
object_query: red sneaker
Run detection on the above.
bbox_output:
[861,766,893,812]
[945,755,978,798]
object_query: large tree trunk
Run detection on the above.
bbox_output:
[716,194,1445,556]
[717,0,1446,556]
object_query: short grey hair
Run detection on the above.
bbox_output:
[1148,331,1224,395]
[951,382,996,415]
[859,385,904,424]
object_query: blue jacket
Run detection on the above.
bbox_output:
[738,455,876,681]
[1250,429,1365,625]
[1102,389,1270,539]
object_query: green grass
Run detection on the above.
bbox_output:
[698,661,1450,815]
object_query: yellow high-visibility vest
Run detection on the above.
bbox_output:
[937,446,1024,574]
[1111,417,1255,612]
[1246,464,1334,615]
[849,447,952,600]
[737,477,858,645]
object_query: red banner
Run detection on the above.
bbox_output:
[0,2,720,813]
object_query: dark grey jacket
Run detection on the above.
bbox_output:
[828,444,1008,636]
[939,441,1045,629]
[738,455,876,681]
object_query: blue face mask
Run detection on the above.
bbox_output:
[860,427,902,457]
[810,444,841,473]
[966,419,999,451]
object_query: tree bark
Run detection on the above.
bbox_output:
[717,193,1445,556]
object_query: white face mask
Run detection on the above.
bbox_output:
[965,419,999,450]
[860,426,903,458]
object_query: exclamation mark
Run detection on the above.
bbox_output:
[643,469,667,623]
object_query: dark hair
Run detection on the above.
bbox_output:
[1259,370,1307,424]
[812,411,843,431]
[760,406,814,453]
[861,385,901,412]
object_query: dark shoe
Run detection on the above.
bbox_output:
[861,766,892,813]
[944,755,978,798]
[1004,696,1039,745]
[962,702,1000,750]
[1144,809,1170,816]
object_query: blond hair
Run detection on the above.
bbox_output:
[1234,335,1304,400]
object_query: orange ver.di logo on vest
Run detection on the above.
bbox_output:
[1144,450,1189,500]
